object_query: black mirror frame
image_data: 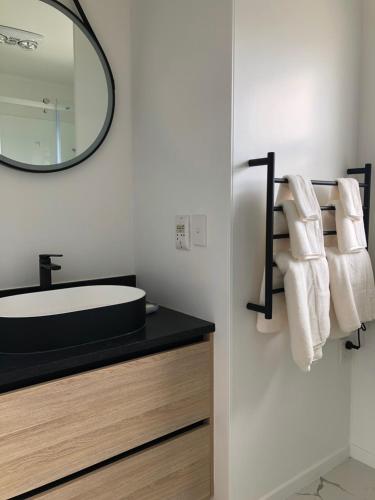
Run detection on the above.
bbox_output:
[0,0,115,173]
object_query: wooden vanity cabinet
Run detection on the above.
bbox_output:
[33,425,211,500]
[0,338,213,499]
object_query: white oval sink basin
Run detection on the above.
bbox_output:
[0,285,145,318]
[0,285,146,354]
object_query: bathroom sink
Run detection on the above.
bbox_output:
[0,285,146,354]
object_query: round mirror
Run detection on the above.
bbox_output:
[0,0,115,173]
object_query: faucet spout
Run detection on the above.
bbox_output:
[40,263,61,271]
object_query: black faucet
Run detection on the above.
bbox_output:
[39,254,63,290]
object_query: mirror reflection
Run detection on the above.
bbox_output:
[0,0,113,172]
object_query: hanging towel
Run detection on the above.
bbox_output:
[328,304,348,340]
[337,178,363,220]
[285,175,321,221]
[282,200,325,260]
[326,247,375,333]
[256,268,287,333]
[333,199,367,253]
[275,251,330,372]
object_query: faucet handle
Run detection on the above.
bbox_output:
[39,254,63,264]
[39,254,63,258]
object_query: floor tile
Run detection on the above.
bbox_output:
[288,458,375,499]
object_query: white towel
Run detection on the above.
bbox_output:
[326,247,375,333]
[334,200,367,253]
[256,268,287,333]
[337,178,363,220]
[275,251,330,372]
[329,305,348,340]
[286,175,321,221]
[282,200,325,260]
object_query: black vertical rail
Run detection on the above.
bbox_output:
[247,153,275,318]
[264,153,275,319]
[364,164,372,245]
[347,164,372,246]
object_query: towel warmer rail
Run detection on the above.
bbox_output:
[246,153,372,320]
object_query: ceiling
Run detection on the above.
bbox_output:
[0,0,75,84]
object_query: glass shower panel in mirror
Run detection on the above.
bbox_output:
[0,93,75,165]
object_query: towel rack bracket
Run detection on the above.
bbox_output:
[345,323,367,350]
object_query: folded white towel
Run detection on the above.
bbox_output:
[337,178,363,220]
[286,175,321,221]
[275,251,330,372]
[334,200,367,253]
[257,268,287,333]
[326,247,375,333]
[282,200,325,260]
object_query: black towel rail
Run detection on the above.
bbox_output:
[275,178,367,187]
[274,205,338,212]
[246,153,372,319]
[274,230,338,240]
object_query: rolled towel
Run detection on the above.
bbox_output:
[256,268,287,334]
[275,251,330,372]
[285,175,321,221]
[326,247,375,333]
[337,178,363,220]
[334,200,367,253]
[282,200,325,260]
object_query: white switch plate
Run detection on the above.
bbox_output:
[176,215,191,250]
[192,215,207,247]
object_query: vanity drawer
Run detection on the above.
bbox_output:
[33,425,211,500]
[0,341,211,499]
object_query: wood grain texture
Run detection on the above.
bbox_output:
[0,341,211,499]
[33,425,211,500]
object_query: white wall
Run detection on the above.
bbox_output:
[131,1,233,499]
[0,0,134,289]
[351,0,375,469]
[232,1,361,498]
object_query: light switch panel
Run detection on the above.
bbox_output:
[192,215,207,247]
[176,215,191,250]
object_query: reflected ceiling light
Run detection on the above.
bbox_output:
[18,40,39,51]
[0,25,43,51]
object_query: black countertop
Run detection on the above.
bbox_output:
[0,277,215,394]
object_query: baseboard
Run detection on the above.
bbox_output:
[259,446,349,500]
[350,443,375,469]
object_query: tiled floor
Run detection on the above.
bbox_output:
[288,458,375,499]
